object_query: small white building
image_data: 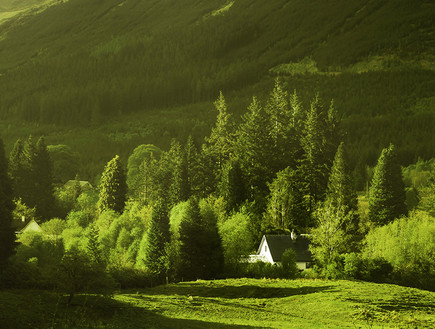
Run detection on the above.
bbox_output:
[249,234,312,270]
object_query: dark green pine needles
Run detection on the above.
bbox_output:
[0,138,15,266]
[98,155,127,214]
[369,144,407,226]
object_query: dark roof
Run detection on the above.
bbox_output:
[259,235,312,262]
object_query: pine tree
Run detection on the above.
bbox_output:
[203,91,234,181]
[265,79,297,171]
[326,142,358,232]
[184,135,200,198]
[97,155,127,214]
[235,97,274,205]
[34,136,55,220]
[87,225,104,265]
[9,138,25,199]
[11,136,38,209]
[0,138,15,267]
[265,166,309,231]
[138,200,170,278]
[218,158,246,213]
[368,144,407,226]
[138,152,159,204]
[299,96,332,210]
[178,197,223,280]
[168,140,189,207]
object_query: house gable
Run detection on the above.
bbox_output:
[254,234,312,267]
[21,219,42,234]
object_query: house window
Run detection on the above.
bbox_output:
[265,245,268,252]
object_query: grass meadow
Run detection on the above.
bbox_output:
[1,278,434,328]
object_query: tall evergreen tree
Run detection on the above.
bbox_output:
[168,140,189,207]
[34,136,55,220]
[325,142,359,247]
[326,143,358,214]
[137,200,170,278]
[235,97,274,206]
[0,138,15,267]
[218,158,246,213]
[299,96,333,210]
[138,152,159,204]
[97,155,127,214]
[203,91,234,184]
[265,166,309,232]
[178,197,223,280]
[9,138,25,199]
[184,135,200,198]
[266,79,297,171]
[368,144,407,226]
[19,136,38,209]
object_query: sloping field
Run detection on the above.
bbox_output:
[1,278,434,328]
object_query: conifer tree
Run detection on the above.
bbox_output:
[235,97,274,205]
[265,166,309,231]
[203,91,234,184]
[368,144,407,226]
[168,140,189,207]
[0,138,15,267]
[184,135,200,197]
[9,138,25,199]
[34,136,55,220]
[19,136,38,209]
[299,96,332,210]
[138,153,159,204]
[138,200,170,277]
[87,225,104,265]
[178,197,223,280]
[218,158,246,213]
[97,155,127,214]
[266,79,297,171]
[326,143,358,230]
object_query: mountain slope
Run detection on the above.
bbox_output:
[0,0,433,177]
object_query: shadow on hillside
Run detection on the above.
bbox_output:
[345,296,434,313]
[51,294,257,329]
[141,283,335,299]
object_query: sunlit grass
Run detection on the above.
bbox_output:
[1,278,434,328]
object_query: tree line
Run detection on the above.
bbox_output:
[1,81,433,293]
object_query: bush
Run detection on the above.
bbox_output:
[364,258,393,283]
[281,249,299,279]
[243,261,282,279]
[343,253,393,283]
[56,247,116,303]
[108,266,154,289]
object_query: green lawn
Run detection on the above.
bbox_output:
[1,278,434,328]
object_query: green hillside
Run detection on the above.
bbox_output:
[0,0,434,179]
[1,278,434,328]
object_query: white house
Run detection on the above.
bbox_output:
[249,234,312,270]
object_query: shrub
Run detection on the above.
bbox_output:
[56,247,116,303]
[108,266,153,289]
[281,249,299,279]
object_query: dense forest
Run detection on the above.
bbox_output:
[0,0,434,181]
[0,81,434,296]
[0,0,434,298]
